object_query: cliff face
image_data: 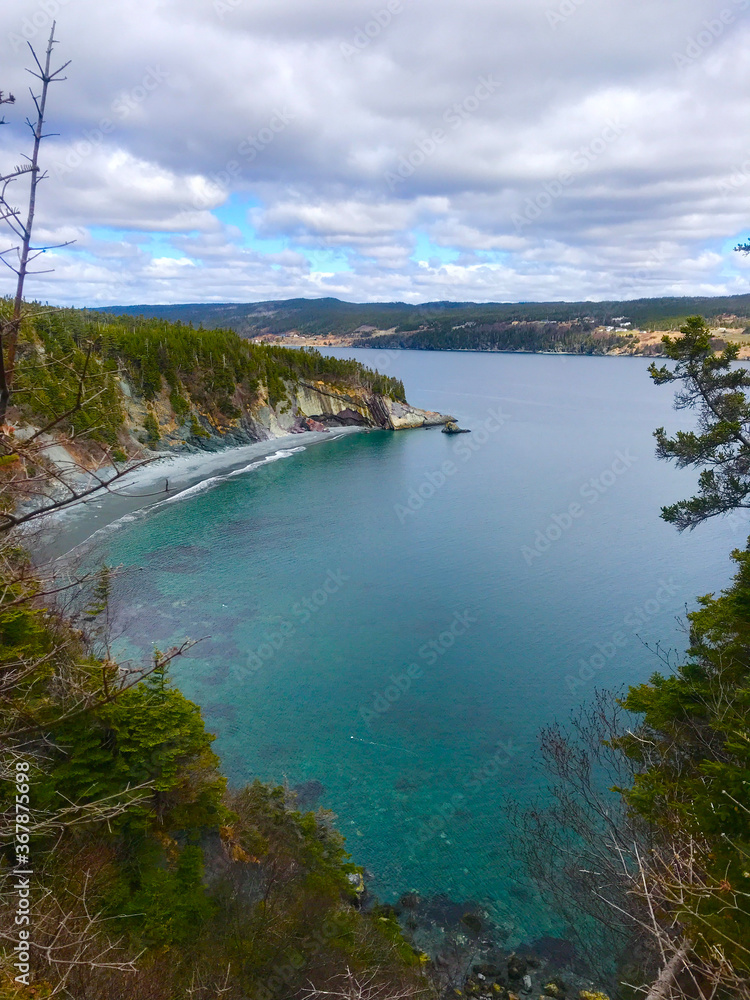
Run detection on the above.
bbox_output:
[121,376,452,453]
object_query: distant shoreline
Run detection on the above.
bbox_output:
[279,329,750,359]
[317,343,662,359]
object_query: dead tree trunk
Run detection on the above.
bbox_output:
[0,23,71,423]
[643,941,690,1000]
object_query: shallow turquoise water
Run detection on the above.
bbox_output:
[90,349,745,946]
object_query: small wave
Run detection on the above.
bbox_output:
[53,507,148,563]
[227,446,306,478]
[151,475,224,509]
[48,433,348,561]
[227,462,264,478]
[150,447,307,508]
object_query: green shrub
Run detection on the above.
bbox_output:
[190,414,211,439]
[143,409,160,446]
[169,388,191,421]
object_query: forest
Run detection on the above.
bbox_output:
[99,294,750,342]
[6,300,406,457]
[354,320,631,354]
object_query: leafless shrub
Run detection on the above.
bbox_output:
[301,967,428,1000]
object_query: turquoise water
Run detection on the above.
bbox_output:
[87,349,745,946]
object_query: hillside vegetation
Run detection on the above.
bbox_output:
[98,294,750,343]
[6,301,406,458]
[355,319,630,354]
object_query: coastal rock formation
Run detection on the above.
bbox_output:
[442,420,471,434]
[382,397,451,430]
[284,380,450,432]
[121,374,453,453]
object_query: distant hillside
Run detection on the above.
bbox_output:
[361,320,634,355]
[98,294,750,344]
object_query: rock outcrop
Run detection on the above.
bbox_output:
[121,375,453,453]
[442,420,471,435]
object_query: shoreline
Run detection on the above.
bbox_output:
[323,344,659,359]
[39,427,364,562]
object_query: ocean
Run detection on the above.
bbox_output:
[70,348,744,948]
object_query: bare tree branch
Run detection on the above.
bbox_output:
[0,23,73,422]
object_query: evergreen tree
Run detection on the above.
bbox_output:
[649,315,750,530]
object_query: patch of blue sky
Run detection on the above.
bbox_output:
[717,234,748,279]
[211,195,290,253]
[411,232,459,266]
[86,226,185,259]
[212,194,351,272]
[473,249,509,264]
[722,233,747,255]
[211,194,261,233]
[302,244,351,273]
[82,199,353,274]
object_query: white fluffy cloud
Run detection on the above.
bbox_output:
[0,0,749,305]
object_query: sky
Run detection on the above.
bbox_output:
[1,0,750,307]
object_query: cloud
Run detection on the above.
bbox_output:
[0,0,748,305]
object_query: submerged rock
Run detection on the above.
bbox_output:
[399,891,420,909]
[292,779,325,809]
[507,954,528,980]
[530,938,577,967]
[473,962,504,981]
[462,912,483,933]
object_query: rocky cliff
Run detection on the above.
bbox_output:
[121,375,453,453]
